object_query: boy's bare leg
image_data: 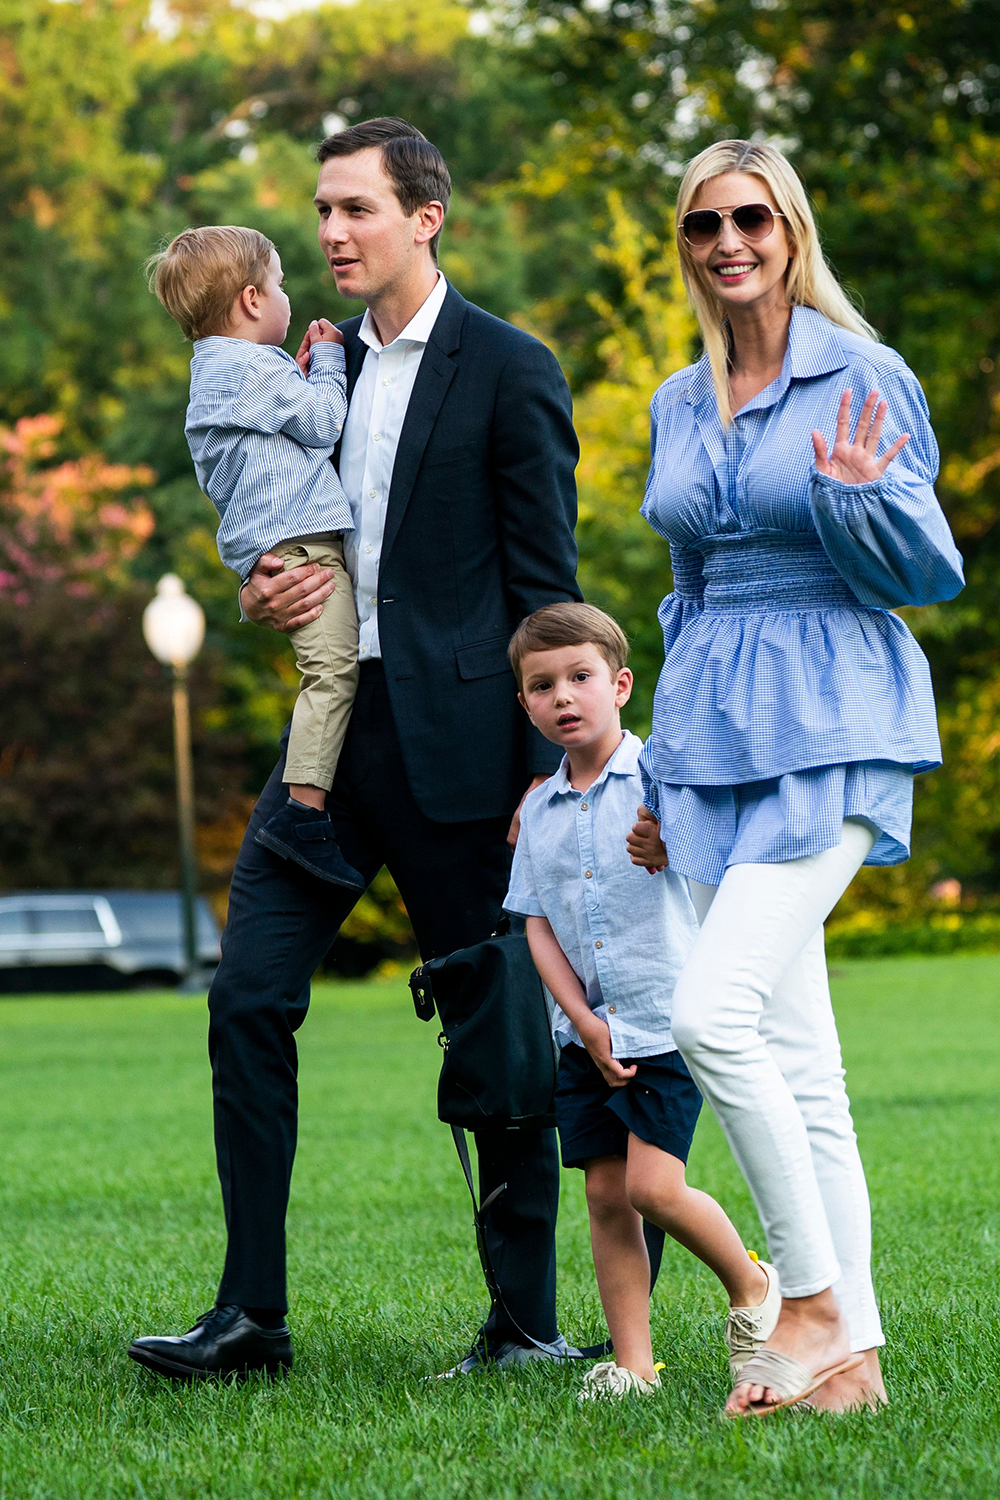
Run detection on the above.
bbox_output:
[625,1137,885,1412]
[584,1155,656,1381]
[288,783,326,810]
[625,1135,769,1308]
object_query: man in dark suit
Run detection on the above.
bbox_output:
[128,117,591,1379]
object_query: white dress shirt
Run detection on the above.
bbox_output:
[339,271,449,660]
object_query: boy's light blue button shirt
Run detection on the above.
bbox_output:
[504,731,699,1060]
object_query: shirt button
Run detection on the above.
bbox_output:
[608,1005,616,1014]
[373,432,382,442]
[369,488,377,499]
[580,802,588,811]
[383,377,391,386]
[594,940,602,950]
[364,544,372,554]
[584,870,593,879]
[369,596,377,605]
[360,646,367,656]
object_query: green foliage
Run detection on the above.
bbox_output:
[0,0,997,949]
[543,190,696,727]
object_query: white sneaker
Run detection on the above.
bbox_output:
[577,1361,661,1402]
[724,1256,781,1382]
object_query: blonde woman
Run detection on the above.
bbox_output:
[627,140,963,1417]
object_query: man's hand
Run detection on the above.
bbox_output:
[240,552,338,634]
[626,804,668,873]
[294,318,344,374]
[578,1014,637,1089]
[507,774,549,850]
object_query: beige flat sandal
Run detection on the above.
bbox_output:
[725,1349,865,1418]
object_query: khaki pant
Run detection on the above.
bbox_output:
[271,533,359,792]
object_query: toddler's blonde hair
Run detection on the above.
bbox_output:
[147,225,275,341]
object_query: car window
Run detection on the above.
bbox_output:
[32,907,103,935]
[0,909,29,936]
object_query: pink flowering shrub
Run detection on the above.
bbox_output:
[0,415,154,602]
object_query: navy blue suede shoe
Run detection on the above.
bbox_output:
[254,799,365,890]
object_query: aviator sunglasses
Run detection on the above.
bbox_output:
[681,203,786,247]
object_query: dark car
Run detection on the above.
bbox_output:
[0,891,221,992]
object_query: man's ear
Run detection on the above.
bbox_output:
[413,200,445,249]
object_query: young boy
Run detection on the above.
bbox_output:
[149,224,362,891]
[504,602,780,1400]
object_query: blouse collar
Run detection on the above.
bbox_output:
[684,305,851,412]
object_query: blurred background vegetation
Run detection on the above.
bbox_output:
[1,0,998,968]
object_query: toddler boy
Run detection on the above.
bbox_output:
[150,225,362,890]
[504,602,780,1399]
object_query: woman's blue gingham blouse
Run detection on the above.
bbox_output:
[185,337,352,582]
[638,306,964,884]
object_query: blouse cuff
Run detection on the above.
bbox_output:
[810,468,888,501]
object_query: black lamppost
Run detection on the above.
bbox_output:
[143,574,206,986]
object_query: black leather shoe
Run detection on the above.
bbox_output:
[255,800,365,890]
[128,1305,293,1381]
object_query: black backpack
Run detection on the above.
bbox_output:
[408,920,556,1130]
[409,921,572,1360]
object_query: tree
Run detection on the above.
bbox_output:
[0,412,248,896]
[530,191,696,725]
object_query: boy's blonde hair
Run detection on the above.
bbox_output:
[508,603,629,688]
[147,225,275,341]
[676,140,879,427]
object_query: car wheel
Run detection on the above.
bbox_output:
[131,969,182,990]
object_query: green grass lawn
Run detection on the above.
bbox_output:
[1,955,999,1498]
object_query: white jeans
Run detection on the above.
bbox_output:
[673,819,884,1351]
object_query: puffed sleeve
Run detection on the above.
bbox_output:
[809,368,964,608]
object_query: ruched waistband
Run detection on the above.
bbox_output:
[672,531,861,611]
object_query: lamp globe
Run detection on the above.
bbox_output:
[142,574,205,668]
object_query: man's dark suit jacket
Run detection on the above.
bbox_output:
[336,283,582,824]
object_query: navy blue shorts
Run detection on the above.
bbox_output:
[554,1043,703,1169]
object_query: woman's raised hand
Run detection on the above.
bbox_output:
[811,388,910,485]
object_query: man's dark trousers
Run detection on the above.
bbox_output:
[209,662,561,1344]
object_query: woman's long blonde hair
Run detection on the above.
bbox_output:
[675,140,878,425]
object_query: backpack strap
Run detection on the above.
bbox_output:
[450,1124,569,1361]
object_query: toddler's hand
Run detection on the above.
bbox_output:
[312,317,343,345]
[294,319,343,373]
[626,804,668,873]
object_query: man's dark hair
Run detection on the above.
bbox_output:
[316,117,452,262]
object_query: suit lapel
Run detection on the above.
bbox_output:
[343,322,367,402]
[380,286,466,561]
[332,316,366,469]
